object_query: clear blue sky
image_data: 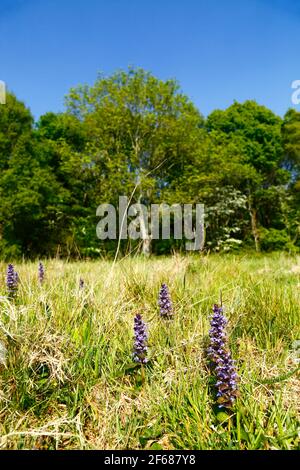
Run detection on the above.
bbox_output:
[1,0,299,120]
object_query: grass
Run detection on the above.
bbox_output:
[0,253,299,450]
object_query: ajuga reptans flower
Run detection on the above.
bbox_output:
[133,314,148,364]
[6,264,18,298]
[38,262,45,284]
[207,304,238,408]
[158,283,173,318]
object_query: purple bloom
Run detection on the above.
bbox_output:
[79,278,84,289]
[6,264,18,298]
[207,304,238,408]
[158,283,173,318]
[38,262,45,284]
[133,314,148,364]
[14,271,20,285]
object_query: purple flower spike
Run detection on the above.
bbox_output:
[14,271,19,284]
[133,314,148,364]
[79,278,84,289]
[6,264,18,298]
[38,262,45,284]
[158,283,173,318]
[208,304,239,409]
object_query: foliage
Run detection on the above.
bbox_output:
[259,228,295,252]
[0,72,299,257]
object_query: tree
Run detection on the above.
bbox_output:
[35,112,96,256]
[281,109,300,247]
[205,101,288,251]
[65,67,204,255]
[0,92,33,169]
[0,96,68,257]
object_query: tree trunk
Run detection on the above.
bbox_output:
[142,236,152,256]
[138,200,152,257]
[248,196,260,252]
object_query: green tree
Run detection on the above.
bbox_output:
[0,95,68,257]
[205,101,288,251]
[282,108,300,174]
[0,92,33,170]
[281,109,300,247]
[35,112,96,256]
[66,67,204,255]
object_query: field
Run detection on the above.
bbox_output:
[0,254,299,450]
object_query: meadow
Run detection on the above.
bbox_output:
[0,253,299,450]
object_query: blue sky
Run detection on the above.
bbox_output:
[1,0,299,120]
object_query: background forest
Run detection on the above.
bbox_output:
[1,67,300,259]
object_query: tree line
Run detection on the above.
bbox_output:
[0,67,299,258]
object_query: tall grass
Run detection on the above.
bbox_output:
[0,253,299,449]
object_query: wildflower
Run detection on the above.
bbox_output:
[38,262,45,284]
[79,278,84,289]
[133,314,148,364]
[158,283,173,318]
[14,271,19,284]
[207,304,238,408]
[6,264,18,298]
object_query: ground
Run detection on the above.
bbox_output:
[0,253,299,449]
